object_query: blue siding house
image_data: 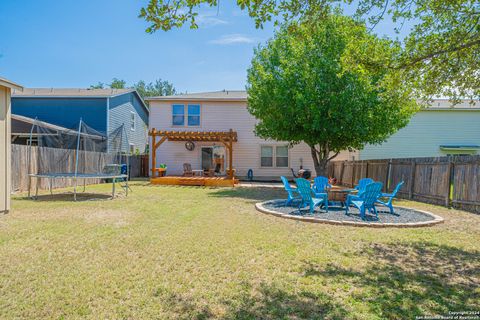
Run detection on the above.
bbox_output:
[12,88,149,153]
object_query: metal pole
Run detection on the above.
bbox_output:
[124,125,130,196]
[27,119,36,198]
[112,178,115,199]
[73,119,82,201]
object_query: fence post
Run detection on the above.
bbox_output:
[365,161,369,178]
[385,160,391,192]
[351,162,356,187]
[409,160,416,199]
[340,161,345,185]
[446,161,454,207]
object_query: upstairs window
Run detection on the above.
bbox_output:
[188,104,201,126]
[172,104,201,126]
[172,104,185,126]
[130,112,136,131]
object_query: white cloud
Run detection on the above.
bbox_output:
[196,14,228,27]
[209,34,257,45]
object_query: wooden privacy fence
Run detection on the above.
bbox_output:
[328,156,480,214]
[11,144,149,193]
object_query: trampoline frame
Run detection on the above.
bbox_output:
[28,173,129,200]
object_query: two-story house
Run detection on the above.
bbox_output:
[12,88,149,153]
[146,90,354,181]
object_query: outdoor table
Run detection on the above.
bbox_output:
[192,169,204,177]
[327,186,356,207]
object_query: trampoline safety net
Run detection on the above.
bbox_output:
[28,119,130,199]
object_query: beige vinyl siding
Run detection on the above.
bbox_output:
[0,86,11,212]
[149,100,355,179]
[359,109,480,160]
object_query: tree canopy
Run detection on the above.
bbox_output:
[246,13,417,175]
[139,0,479,101]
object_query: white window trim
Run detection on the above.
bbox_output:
[130,111,136,131]
[260,145,290,168]
[171,103,202,128]
[275,145,290,168]
[187,104,201,127]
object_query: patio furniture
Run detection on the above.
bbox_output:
[354,178,374,193]
[376,181,405,214]
[345,182,383,220]
[281,176,301,206]
[205,169,215,177]
[183,163,193,177]
[312,176,331,210]
[192,169,204,176]
[295,178,325,214]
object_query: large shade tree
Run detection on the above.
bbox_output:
[139,0,479,102]
[246,13,417,176]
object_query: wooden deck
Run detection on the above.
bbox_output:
[150,176,238,187]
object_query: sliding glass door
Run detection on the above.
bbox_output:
[201,146,225,174]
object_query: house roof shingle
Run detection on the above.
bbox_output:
[145,90,247,102]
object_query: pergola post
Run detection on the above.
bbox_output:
[228,129,233,179]
[150,129,156,177]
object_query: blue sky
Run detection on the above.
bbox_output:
[0,0,407,93]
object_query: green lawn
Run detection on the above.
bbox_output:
[1,182,479,319]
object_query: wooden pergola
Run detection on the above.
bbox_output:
[148,129,238,179]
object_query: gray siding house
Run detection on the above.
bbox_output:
[359,99,480,159]
[12,88,149,153]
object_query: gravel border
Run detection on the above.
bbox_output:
[255,199,444,228]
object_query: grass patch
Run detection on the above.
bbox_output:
[1,182,479,319]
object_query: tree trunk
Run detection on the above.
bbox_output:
[310,146,329,177]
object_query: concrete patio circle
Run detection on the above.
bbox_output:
[255,199,444,228]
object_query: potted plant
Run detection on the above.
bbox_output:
[158,163,167,176]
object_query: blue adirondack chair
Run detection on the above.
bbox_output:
[346,182,383,220]
[312,176,331,211]
[295,178,325,214]
[347,177,375,202]
[281,176,301,206]
[355,178,374,192]
[376,181,404,214]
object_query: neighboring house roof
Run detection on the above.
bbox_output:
[145,90,247,102]
[12,88,149,114]
[0,77,23,91]
[12,88,134,98]
[423,98,480,110]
